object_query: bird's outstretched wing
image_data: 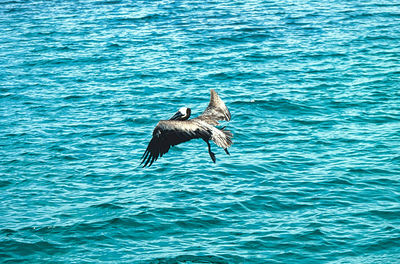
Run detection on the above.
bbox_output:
[141,120,211,167]
[195,89,231,126]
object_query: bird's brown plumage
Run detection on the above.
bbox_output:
[141,89,232,167]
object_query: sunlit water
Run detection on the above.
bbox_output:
[1,0,400,263]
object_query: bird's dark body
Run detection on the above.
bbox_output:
[141,89,232,167]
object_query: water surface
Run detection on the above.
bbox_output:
[1,0,400,263]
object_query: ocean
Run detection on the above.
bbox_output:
[1,0,399,263]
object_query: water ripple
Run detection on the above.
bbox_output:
[1,0,400,263]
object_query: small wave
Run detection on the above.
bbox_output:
[94,0,122,5]
[322,177,353,186]
[4,7,31,14]
[0,240,64,260]
[89,202,123,210]
[123,117,149,125]
[63,95,85,100]
[0,180,12,188]
[290,118,336,125]
[258,98,323,114]
[114,13,166,23]
[107,43,123,49]
[347,168,397,176]
[147,254,238,264]
[175,215,224,229]
[363,209,400,221]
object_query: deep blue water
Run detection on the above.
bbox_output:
[1,0,400,263]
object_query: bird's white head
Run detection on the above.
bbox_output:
[170,107,191,120]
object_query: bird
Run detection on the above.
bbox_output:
[141,89,233,167]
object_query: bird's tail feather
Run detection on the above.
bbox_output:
[211,127,233,149]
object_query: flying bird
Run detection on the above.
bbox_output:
[141,89,233,167]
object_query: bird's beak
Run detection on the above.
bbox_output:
[169,111,183,120]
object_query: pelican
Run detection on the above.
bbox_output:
[141,89,233,167]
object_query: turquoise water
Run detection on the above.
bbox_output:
[1,0,400,263]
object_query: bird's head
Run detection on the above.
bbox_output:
[169,107,191,121]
